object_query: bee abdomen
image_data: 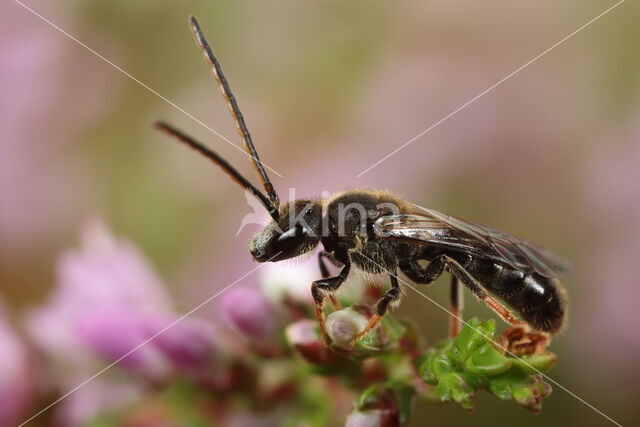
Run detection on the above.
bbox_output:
[514,273,567,333]
[470,261,567,334]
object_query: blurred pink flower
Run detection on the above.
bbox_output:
[146,315,216,372]
[221,287,277,340]
[77,309,170,381]
[0,303,34,426]
[26,219,172,363]
[78,310,215,378]
[52,379,140,427]
[25,219,218,424]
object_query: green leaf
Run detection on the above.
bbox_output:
[388,381,416,424]
[416,317,556,413]
[466,342,512,376]
[437,372,478,412]
[510,352,557,375]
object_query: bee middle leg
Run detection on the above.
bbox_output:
[350,271,400,346]
[400,257,464,337]
[449,276,463,337]
[400,256,519,331]
[311,258,351,346]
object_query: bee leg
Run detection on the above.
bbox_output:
[399,257,446,284]
[350,271,400,347]
[400,257,462,336]
[443,256,520,326]
[449,276,463,337]
[318,251,343,310]
[402,256,518,331]
[311,259,351,346]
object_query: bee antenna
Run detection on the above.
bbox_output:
[154,121,280,222]
[189,15,280,210]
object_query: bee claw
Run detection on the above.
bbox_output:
[320,329,330,347]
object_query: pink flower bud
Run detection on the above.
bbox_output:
[78,308,217,380]
[221,288,277,340]
[346,409,396,427]
[77,308,170,381]
[347,384,413,427]
[143,316,215,372]
[285,319,336,364]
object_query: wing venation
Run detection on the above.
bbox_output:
[373,209,571,278]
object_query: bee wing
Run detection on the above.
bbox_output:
[373,209,572,278]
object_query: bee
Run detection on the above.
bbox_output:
[155,16,570,347]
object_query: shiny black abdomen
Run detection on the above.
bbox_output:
[465,257,566,333]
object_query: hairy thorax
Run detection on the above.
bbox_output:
[321,189,415,273]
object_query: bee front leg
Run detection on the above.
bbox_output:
[318,251,344,310]
[350,271,400,347]
[311,259,350,346]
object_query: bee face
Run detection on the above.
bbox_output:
[250,199,322,262]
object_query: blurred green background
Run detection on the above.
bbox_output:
[2,0,639,425]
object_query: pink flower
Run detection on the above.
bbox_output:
[78,309,216,380]
[221,287,278,340]
[146,315,215,372]
[26,219,172,364]
[25,219,218,424]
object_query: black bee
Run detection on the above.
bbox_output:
[155,16,570,346]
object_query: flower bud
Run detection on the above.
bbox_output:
[143,316,215,372]
[285,319,336,364]
[346,383,415,427]
[78,309,218,381]
[325,304,390,356]
[77,308,170,381]
[221,288,277,341]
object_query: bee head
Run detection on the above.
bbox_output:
[250,199,323,262]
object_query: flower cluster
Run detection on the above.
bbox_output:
[416,318,555,413]
[6,221,557,426]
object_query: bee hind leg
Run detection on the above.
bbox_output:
[350,270,400,347]
[443,256,520,327]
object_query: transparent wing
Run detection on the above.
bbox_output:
[373,209,572,278]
